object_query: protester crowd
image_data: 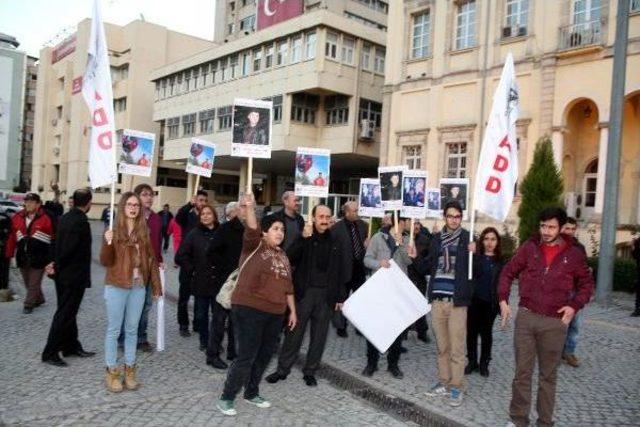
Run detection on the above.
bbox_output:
[9,185,640,426]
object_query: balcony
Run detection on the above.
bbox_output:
[559,21,602,51]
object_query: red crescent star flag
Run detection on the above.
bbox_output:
[257,0,304,31]
[472,52,519,221]
[81,0,117,189]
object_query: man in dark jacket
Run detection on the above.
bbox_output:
[265,205,346,387]
[271,191,304,251]
[631,234,640,317]
[41,189,95,366]
[205,202,245,369]
[159,204,173,252]
[409,220,432,342]
[498,207,594,427]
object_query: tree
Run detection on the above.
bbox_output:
[517,136,564,242]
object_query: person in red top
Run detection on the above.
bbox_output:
[312,172,326,187]
[6,193,54,314]
[498,207,593,427]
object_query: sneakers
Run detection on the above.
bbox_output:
[424,382,447,397]
[244,396,272,408]
[448,388,464,407]
[217,398,237,416]
[562,353,580,367]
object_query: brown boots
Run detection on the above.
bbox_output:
[105,365,140,392]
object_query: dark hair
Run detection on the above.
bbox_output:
[538,207,568,227]
[133,183,153,195]
[479,227,502,261]
[566,217,577,226]
[72,188,92,208]
[199,204,219,228]
[163,203,170,208]
[311,204,332,217]
[261,214,284,233]
[196,189,208,198]
[443,201,463,216]
[24,193,41,203]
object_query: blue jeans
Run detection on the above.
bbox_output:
[118,284,152,345]
[563,311,583,354]
[105,285,146,368]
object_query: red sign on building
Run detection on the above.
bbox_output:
[72,76,83,95]
[257,0,304,31]
[52,35,77,64]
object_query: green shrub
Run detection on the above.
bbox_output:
[587,258,638,293]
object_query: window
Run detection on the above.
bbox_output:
[110,64,129,82]
[242,51,251,76]
[583,159,598,208]
[446,142,468,178]
[455,1,476,50]
[264,95,284,122]
[504,0,528,36]
[374,47,385,73]
[290,35,302,63]
[113,97,127,112]
[183,70,191,92]
[230,55,240,78]
[325,32,338,59]
[632,0,640,12]
[176,74,182,94]
[193,67,201,89]
[182,113,196,136]
[211,61,218,83]
[56,106,63,119]
[161,79,167,98]
[291,93,319,124]
[253,48,262,71]
[228,23,235,35]
[325,95,349,125]
[240,15,255,31]
[217,106,232,130]
[359,99,382,129]
[305,31,316,59]
[167,117,180,139]
[412,11,431,58]
[276,40,288,65]
[202,64,210,86]
[155,81,161,100]
[221,58,229,81]
[265,44,274,68]
[353,0,388,14]
[199,109,215,134]
[342,36,355,64]
[344,12,388,31]
[572,0,601,25]
[167,76,175,96]
[403,146,422,170]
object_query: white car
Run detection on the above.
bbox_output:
[0,200,22,217]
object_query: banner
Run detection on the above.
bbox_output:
[257,0,304,31]
[426,188,441,218]
[81,0,117,189]
[118,129,155,177]
[186,138,216,178]
[401,170,428,219]
[358,178,384,218]
[231,98,272,159]
[294,147,330,198]
[440,178,469,220]
[378,165,406,210]
[472,52,520,221]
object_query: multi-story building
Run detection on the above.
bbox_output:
[151,0,388,209]
[0,33,27,193]
[383,0,640,237]
[31,19,214,216]
[20,55,37,191]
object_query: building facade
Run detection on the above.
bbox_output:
[382,0,640,239]
[20,55,37,191]
[31,19,214,216]
[151,0,388,209]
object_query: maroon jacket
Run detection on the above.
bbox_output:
[146,210,163,264]
[498,234,593,318]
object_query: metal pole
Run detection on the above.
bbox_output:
[596,0,629,305]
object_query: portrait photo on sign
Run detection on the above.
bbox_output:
[231,98,272,159]
[401,170,428,219]
[186,138,216,178]
[294,147,330,198]
[118,129,155,177]
[439,178,469,219]
[358,178,384,218]
[426,188,441,218]
[378,166,406,210]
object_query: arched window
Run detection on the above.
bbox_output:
[583,159,598,208]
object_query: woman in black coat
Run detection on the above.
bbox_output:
[175,204,219,350]
[466,227,504,377]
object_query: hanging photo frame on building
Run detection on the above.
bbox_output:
[294,147,330,198]
[378,165,406,210]
[439,178,470,220]
[186,138,216,178]
[426,188,442,218]
[231,98,272,159]
[118,129,155,177]
[358,178,384,218]
[401,170,428,219]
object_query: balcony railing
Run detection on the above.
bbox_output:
[559,20,602,50]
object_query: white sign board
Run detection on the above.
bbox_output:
[294,147,330,198]
[118,129,155,177]
[401,170,428,219]
[231,98,272,159]
[358,178,384,218]
[186,138,216,178]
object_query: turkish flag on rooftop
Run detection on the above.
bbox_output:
[257,0,304,31]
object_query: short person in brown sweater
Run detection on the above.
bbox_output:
[217,193,297,417]
[100,192,162,393]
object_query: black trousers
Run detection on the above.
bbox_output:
[161,227,170,251]
[0,256,9,289]
[194,296,216,347]
[466,297,498,364]
[42,282,86,359]
[277,287,332,376]
[207,301,236,360]
[333,260,366,331]
[222,305,283,401]
[177,272,192,330]
[366,335,403,368]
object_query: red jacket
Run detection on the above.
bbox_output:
[498,234,593,318]
[167,217,182,256]
[146,210,163,264]
[6,207,54,269]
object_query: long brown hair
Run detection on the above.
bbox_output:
[478,227,502,261]
[114,192,151,250]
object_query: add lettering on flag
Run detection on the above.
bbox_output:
[472,52,519,221]
[81,0,117,189]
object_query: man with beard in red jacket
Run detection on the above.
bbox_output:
[499,207,593,427]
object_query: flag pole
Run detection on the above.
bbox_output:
[468,207,475,280]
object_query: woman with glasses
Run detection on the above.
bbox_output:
[100,192,162,393]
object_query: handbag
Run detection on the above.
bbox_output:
[216,242,261,309]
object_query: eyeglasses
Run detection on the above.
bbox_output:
[446,214,462,220]
[126,203,140,208]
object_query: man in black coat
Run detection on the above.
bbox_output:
[265,205,346,387]
[271,191,304,251]
[409,221,432,342]
[41,189,95,367]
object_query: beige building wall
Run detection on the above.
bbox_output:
[32,19,213,218]
[383,0,640,244]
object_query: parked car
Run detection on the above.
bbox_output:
[0,200,22,217]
